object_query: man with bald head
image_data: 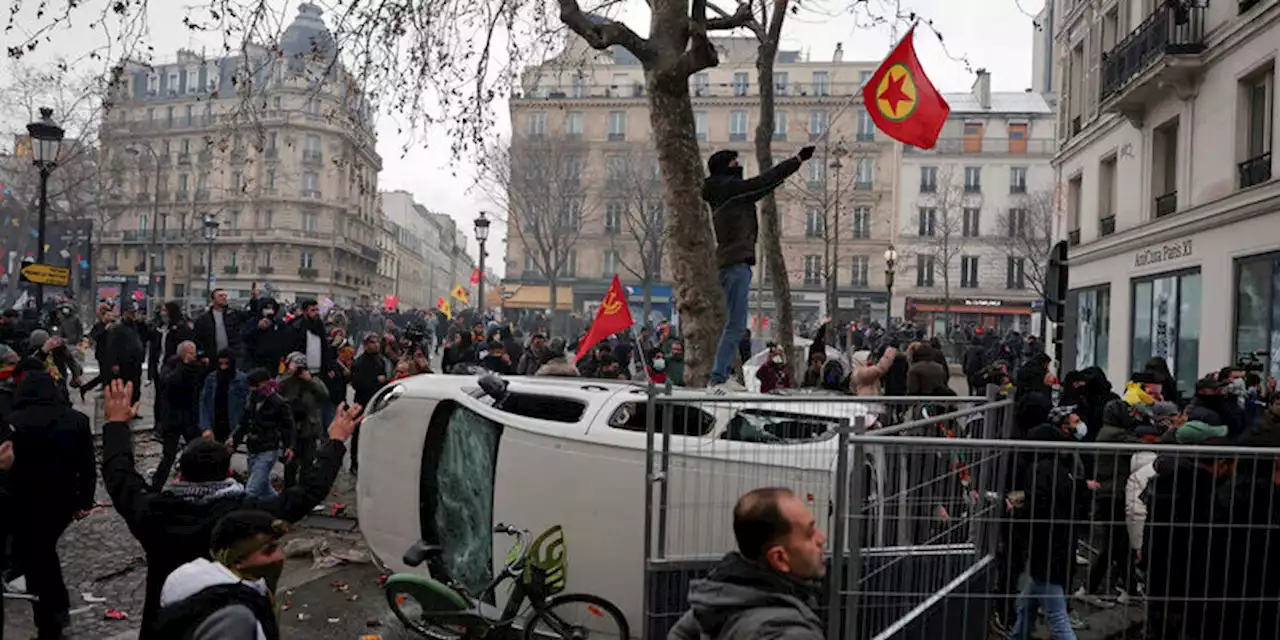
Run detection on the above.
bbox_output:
[153,340,209,488]
[669,487,827,640]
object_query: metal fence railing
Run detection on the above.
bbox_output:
[643,387,1280,640]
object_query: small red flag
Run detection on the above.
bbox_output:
[573,275,635,364]
[861,26,950,149]
[470,268,481,285]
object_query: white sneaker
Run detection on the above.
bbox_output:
[711,380,747,393]
[1068,611,1089,630]
[1073,586,1114,609]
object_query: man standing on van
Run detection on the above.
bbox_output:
[669,487,826,640]
[703,147,815,389]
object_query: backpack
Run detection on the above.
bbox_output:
[153,582,280,640]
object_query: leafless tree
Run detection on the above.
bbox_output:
[786,139,856,317]
[994,188,1055,299]
[603,149,665,324]
[481,135,597,335]
[905,165,969,328]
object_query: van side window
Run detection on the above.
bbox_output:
[723,410,838,443]
[493,392,587,423]
[608,402,715,436]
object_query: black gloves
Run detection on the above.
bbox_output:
[798,146,816,161]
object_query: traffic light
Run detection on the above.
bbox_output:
[1044,240,1069,324]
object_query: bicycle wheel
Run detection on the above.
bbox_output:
[523,593,630,640]
[385,578,479,639]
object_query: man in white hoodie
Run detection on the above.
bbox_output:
[154,510,287,639]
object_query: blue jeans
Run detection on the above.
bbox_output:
[712,264,752,384]
[245,450,280,498]
[1012,578,1075,639]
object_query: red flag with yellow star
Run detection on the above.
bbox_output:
[862,26,950,150]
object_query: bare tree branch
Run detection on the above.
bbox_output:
[558,0,655,61]
[905,166,969,324]
[994,188,1055,298]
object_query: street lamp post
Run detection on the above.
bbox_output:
[474,211,491,317]
[127,143,163,317]
[26,107,65,311]
[827,143,847,326]
[202,213,220,299]
[884,244,898,329]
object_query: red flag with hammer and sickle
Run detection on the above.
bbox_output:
[573,275,634,363]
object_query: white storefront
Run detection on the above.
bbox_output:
[1064,181,1280,394]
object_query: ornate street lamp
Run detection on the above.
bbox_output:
[203,213,220,299]
[884,243,898,328]
[26,107,65,310]
[474,211,491,317]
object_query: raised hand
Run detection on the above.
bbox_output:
[327,402,364,442]
[104,380,140,423]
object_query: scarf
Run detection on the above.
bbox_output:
[253,379,281,397]
[165,477,246,503]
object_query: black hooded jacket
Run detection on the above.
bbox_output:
[5,370,96,514]
[149,301,195,380]
[703,151,802,269]
[668,552,824,640]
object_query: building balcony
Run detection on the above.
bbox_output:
[223,265,240,275]
[920,182,936,193]
[194,190,210,201]
[1068,229,1081,246]
[265,147,279,160]
[1238,152,1272,189]
[302,150,324,165]
[855,132,875,142]
[135,192,151,203]
[177,153,191,165]
[230,149,248,164]
[903,137,1056,155]
[256,265,275,274]
[1154,191,1178,218]
[175,190,189,202]
[1100,215,1116,236]
[302,189,322,199]
[516,81,862,102]
[963,184,982,194]
[299,267,319,279]
[854,181,873,191]
[1099,2,1205,123]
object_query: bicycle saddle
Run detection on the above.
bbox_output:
[403,541,446,567]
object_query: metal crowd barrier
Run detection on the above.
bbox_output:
[642,386,1280,640]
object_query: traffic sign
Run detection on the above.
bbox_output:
[19,263,70,287]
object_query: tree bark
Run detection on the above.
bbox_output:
[648,68,723,386]
[752,40,798,374]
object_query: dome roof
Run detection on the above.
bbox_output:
[280,2,335,60]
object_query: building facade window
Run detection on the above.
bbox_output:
[1132,269,1201,395]
[1065,286,1111,373]
[1006,257,1026,289]
[729,110,749,141]
[607,111,627,140]
[566,111,584,137]
[918,207,937,236]
[1010,166,1028,193]
[811,71,829,96]
[851,206,871,238]
[604,202,622,233]
[1240,66,1274,189]
[803,255,822,285]
[807,160,824,186]
[850,255,869,286]
[857,110,874,140]
[805,207,824,237]
[732,72,749,97]
[526,112,546,137]
[602,249,621,275]
[854,157,874,189]
[960,256,979,288]
[774,112,788,140]
[964,166,982,192]
[1234,252,1280,379]
[774,72,789,94]
[695,111,708,141]
[808,110,828,139]
[962,207,980,237]
[920,166,937,192]
[916,255,935,287]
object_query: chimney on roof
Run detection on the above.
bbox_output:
[833,42,844,63]
[972,68,992,110]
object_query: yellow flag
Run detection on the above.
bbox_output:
[438,298,452,320]
[450,284,470,305]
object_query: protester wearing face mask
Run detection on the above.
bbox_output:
[155,510,289,639]
[755,345,793,393]
[200,349,250,443]
[646,347,670,385]
[1015,405,1099,638]
[243,299,288,374]
[1187,375,1245,438]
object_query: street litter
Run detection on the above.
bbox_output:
[331,579,350,592]
[81,592,107,603]
[68,606,95,616]
[283,536,327,558]
[312,546,372,570]
[329,503,347,517]
[349,594,360,602]
[328,617,341,623]
[104,609,129,620]
[298,612,312,621]
[361,635,383,640]
[366,617,381,627]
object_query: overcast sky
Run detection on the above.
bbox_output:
[1,0,1046,273]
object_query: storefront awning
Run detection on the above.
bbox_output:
[913,303,1031,315]
[498,284,575,310]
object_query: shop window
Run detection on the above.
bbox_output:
[1234,252,1280,379]
[1066,286,1111,372]
[1131,270,1200,396]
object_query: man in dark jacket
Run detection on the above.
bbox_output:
[278,352,330,489]
[5,369,96,638]
[193,288,254,366]
[349,334,389,475]
[962,338,987,396]
[668,487,826,640]
[199,349,250,443]
[242,297,288,373]
[100,379,359,639]
[152,340,208,489]
[1012,408,1096,639]
[149,301,195,435]
[229,369,296,498]
[702,146,813,387]
[101,303,148,405]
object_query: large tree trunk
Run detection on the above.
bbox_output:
[752,42,799,373]
[648,68,723,387]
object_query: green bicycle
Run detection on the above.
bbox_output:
[384,523,630,640]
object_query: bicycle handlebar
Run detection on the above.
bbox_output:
[493,523,532,576]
